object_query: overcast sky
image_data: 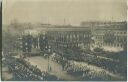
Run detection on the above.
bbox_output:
[3,0,127,25]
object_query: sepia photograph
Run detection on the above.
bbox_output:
[2,0,127,81]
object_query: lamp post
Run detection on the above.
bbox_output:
[47,45,51,72]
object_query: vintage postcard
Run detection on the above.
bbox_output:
[2,0,127,81]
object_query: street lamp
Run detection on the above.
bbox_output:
[47,45,51,72]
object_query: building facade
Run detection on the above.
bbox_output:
[46,26,92,54]
[20,22,127,53]
[92,22,127,52]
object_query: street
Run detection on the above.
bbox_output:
[25,56,80,80]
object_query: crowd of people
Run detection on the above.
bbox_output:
[48,51,125,81]
[66,60,123,81]
[50,53,68,70]
[21,33,126,80]
[4,56,61,81]
[80,53,119,73]
[53,49,122,75]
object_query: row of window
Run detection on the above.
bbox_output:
[95,35,126,42]
[96,42,124,48]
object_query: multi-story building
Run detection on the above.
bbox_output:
[92,21,127,52]
[20,21,127,53]
[46,26,92,54]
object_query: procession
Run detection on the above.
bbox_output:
[2,0,127,81]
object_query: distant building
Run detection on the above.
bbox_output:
[20,21,127,53]
[46,26,92,54]
[92,21,127,52]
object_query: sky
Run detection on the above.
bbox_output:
[3,0,127,25]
